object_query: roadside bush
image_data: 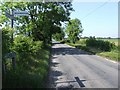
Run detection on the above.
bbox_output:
[86,37,115,51]
[65,39,70,43]
[2,27,14,77]
[76,39,86,46]
[12,35,43,65]
[31,40,43,54]
[75,45,89,51]
[60,40,65,44]
[3,34,50,88]
[2,27,12,59]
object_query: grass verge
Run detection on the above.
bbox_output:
[97,51,118,62]
[65,42,119,62]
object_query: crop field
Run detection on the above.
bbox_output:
[97,38,119,46]
[79,38,119,46]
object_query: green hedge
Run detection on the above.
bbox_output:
[3,34,50,88]
[86,37,116,51]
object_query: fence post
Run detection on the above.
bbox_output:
[4,52,16,71]
[12,57,16,70]
[2,62,6,75]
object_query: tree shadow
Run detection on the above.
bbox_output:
[52,70,63,77]
[48,55,63,87]
[51,62,59,67]
[51,56,58,59]
[50,56,59,67]
[52,42,61,46]
[49,70,63,87]
[52,42,106,55]
[52,47,91,55]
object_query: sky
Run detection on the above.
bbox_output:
[0,1,118,38]
[70,1,118,38]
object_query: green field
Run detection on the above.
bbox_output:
[78,38,119,46]
[78,38,119,47]
[97,38,118,46]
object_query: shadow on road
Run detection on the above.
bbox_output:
[52,47,91,55]
[48,70,63,87]
[52,70,63,77]
[51,56,59,67]
[51,56,58,60]
[48,55,64,88]
[51,62,59,67]
[52,42,61,46]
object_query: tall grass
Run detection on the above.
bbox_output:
[3,48,50,88]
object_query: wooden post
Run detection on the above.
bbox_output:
[2,63,6,75]
[12,57,16,70]
[4,52,16,71]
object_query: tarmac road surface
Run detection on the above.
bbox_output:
[48,41,119,88]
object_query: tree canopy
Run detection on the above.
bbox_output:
[66,18,83,43]
[52,27,65,41]
[0,2,74,44]
[1,2,74,88]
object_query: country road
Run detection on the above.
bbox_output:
[48,41,119,88]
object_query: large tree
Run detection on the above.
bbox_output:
[1,2,74,88]
[0,2,74,44]
[52,27,65,41]
[66,18,83,43]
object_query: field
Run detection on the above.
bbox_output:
[78,38,119,46]
[97,38,118,46]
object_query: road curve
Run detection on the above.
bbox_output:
[48,41,118,88]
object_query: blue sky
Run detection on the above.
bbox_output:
[70,2,118,38]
